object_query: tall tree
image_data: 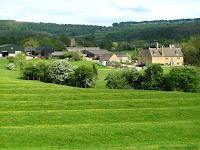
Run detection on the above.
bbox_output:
[182,35,200,66]
[23,38,40,48]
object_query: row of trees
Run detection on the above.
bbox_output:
[105,64,200,92]
[20,60,98,88]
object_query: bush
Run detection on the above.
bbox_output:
[169,67,199,92]
[34,61,50,81]
[142,64,164,90]
[105,68,142,89]
[15,52,26,62]
[105,71,128,89]
[9,56,15,63]
[21,62,35,80]
[69,65,95,88]
[122,68,143,89]
[48,60,73,84]
[59,52,73,59]
[71,52,83,61]
[7,63,15,70]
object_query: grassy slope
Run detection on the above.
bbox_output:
[0,58,200,149]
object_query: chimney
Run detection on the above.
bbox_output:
[162,46,164,57]
[169,44,172,49]
[156,42,159,50]
[70,38,76,47]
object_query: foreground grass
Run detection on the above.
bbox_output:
[0,58,200,149]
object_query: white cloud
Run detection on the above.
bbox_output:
[0,0,199,26]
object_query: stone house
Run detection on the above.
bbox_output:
[116,53,131,62]
[138,44,184,66]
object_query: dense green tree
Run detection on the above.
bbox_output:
[23,38,40,48]
[70,65,95,88]
[41,37,53,47]
[60,35,70,46]
[142,64,164,90]
[181,35,200,66]
[169,67,199,92]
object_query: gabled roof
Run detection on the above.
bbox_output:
[115,53,130,57]
[149,48,183,57]
[149,48,162,57]
[138,50,148,57]
[158,48,183,57]
[66,47,100,52]
[85,49,113,57]
[100,53,115,61]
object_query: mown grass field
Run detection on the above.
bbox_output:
[0,58,200,149]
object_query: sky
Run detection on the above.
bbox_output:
[0,0,200,26]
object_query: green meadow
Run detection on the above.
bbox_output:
[0,58,200,149]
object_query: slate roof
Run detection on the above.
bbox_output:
[100,53,115,61]
[138,50,148,57]
[66,47,100,52]
[149,48,183,57]
[85,49,113,57]
[115,53,130,57]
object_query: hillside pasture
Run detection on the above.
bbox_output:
[0,58,200,149]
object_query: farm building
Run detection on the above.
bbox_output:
[35,46,54,56]
[138,44,184,66]
[51,51,67,58]
[83,49,113,60]
[0,44,24,58]
[66,47,100,52]
[24,47,36,56]
[116,53,131,62]
[99,53,120,66]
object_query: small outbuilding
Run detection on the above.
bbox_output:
[99,53,120,66]
[24,47,36,56]
[83,49,113,60]
[0,44,24,58]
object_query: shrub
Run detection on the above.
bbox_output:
[105,71,128,89]
[21,62,35,80]
[169,67,199,92]
[69,65,95,88]
[142,64,164,90]
[48,60,73,84]
[15,52,26,62]
[7,63,15,70]
[71,52,83,61]
[9,56,15,63]
[59,52,73,59]
[122,68,143,89]
[18,60,27,71]
[34,61,50,81]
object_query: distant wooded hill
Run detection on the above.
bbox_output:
[0,18,200,44]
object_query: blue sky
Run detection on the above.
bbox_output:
[0,0,199,26]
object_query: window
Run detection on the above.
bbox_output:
[165,63,168,65]
[177,57,180,60]
[177,62,180,65]
[165,58,168,60]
